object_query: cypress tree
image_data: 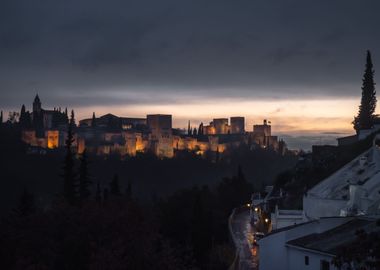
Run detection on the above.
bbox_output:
[188,120,191,135]
[70,110,75,126]
[198,122,204,135]
[19,104,27,127]
[14,188,35,217]
[110,174,121,195]
[78,150,91,201]
[62,113,77,204]
[95,182,102,204]
[193,127,197,136]
[103,188,109,202]
[353,50,377,131]
[91,112,96,127]
[0,110,3,124]
[125,180,132,201]
[237,165,245,182]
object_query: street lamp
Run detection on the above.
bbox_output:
[254,207,258,212]
[265,218,269,223]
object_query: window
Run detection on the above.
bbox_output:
[305,256,309,265]
[320,260,330,270]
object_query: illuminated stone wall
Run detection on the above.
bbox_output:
[123,131,137,156]
[147,114,173,158]
[213,118,229,134]
[253,120,271,137]
[230,117,245,134]
[46,130,59,149]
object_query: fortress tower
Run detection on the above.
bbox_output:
[33,94,42,113]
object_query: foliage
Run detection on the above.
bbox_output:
[62,115,77,205]
[157,166,252,269]
[79,150,91,201]
[353,50,376,131]
[332,229,380,270]
[0,199,193,270]
[13,188,35,217]
[109,174,121,196]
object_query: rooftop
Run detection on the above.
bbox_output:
[308,146,380,201]
[286,217,380,255]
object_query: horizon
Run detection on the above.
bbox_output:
[1,0,379,147]
[2,93,359,150]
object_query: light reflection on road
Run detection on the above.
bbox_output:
[230,209,259,270]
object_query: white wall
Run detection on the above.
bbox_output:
[259,217,353,270]
[303,195,347,219]
[259,231,286,270]
[287,247,337,270]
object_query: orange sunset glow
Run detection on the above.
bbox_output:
[74,97,363,135]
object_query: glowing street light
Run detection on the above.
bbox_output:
[265,218,269,223]
[254,207,258,212]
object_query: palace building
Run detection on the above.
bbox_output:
[20,95,287,158]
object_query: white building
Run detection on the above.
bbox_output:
[259,216,379,270]
[271,205,307,230]
[304,145,380,219]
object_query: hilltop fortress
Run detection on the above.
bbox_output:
[19,95,287,158]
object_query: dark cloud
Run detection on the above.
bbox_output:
[1,0,380,109]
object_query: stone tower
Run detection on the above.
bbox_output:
[33,94,41,113]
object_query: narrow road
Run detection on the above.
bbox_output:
[230,209,259,270]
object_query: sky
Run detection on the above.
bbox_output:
[1,0,380,146]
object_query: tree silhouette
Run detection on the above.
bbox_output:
[103,187,109,202]
[198,122,204,135]
[70,109,75,126]
[91,112,96,127]
[14,188,35,217]
[19,105,27,126]
[193,127,197,137]
[215,147,220,163]
[19,104,32,128]
[95,182,102,204]
[78,150,91,201]
[62,113,77,204]
[110,174,121,195]
[125,180,132,201]
[353,50,377,131]
[332,228,380,269]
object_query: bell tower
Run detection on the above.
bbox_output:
[33,94,41,113]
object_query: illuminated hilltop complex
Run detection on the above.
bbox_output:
[20,95,287,158]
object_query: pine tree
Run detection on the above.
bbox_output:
[70,110,75,126]
[62,113,77,204]
[188,120,191,135]
[19,104,26,126]
[353,50,377,131]
[103,188,109,202]
[198,122,204,135]
[110,174,121,195]
[95,182,102,204]
[193,127,197,136]
[91,112,96,127]
[0,110,3,124]
[237,165,245,182]
[78,150,91,201]
[14,188,35,217]
[125,180,132,201]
